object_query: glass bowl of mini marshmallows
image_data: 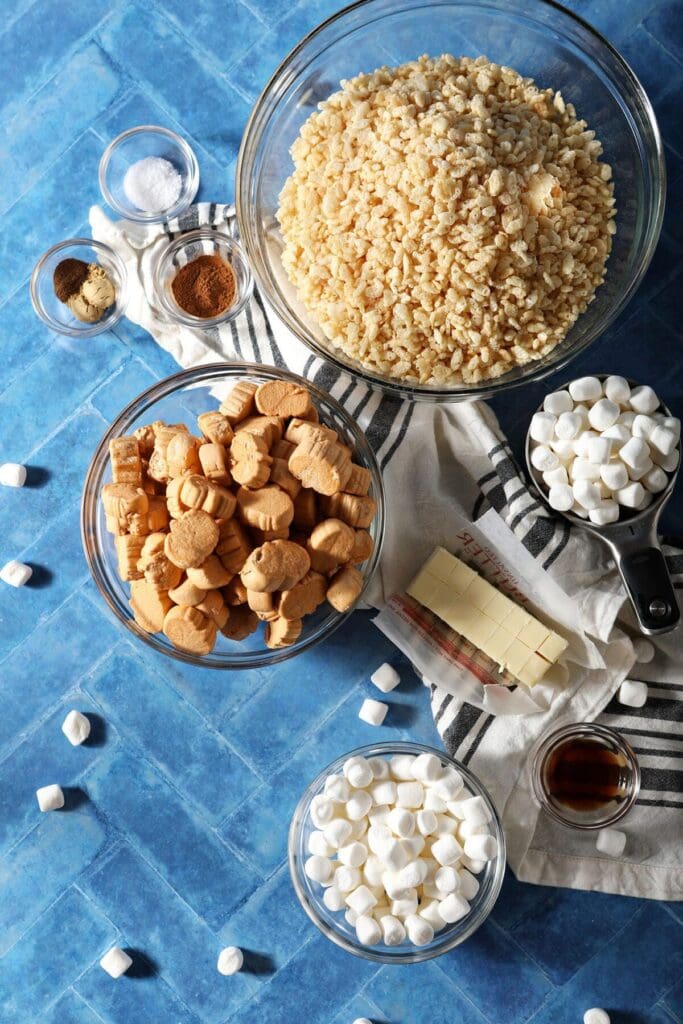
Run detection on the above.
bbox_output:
[289,742,506,963]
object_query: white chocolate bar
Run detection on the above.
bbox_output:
[406,548,567,686]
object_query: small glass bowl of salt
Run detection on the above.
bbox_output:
[98,125,199,223]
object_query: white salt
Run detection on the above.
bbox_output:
[123,156,182,213]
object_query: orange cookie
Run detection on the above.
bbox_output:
[344,464,372,496]
[133,424,156,457]
[143,550,183,591]
[235,415,284,449]
[166,432,201,478]
[289,437,351,496]
[163,605,216,655]
[197,410,234,446]
[237,485,294,533]
[195,589,229,629]
[102,483,149,535]
[168,578,208,607]
[186,555,234,590]
[293,488,317,530]
[269,457,301,499]
[198,442,231,486]
[247,589,279,621]
[164,509,219,569]
[223,576,248,606]
[109,436,142,486]
[220,380,257,424]
[285,418,337,446]
[114,534,145,581]
[278,570,327,619]
[350,529,374,565]
[265,616,303,649]
[271,438,296,461]
[240,540,310,593]
[326,565,364,612]
[221,604,259,640]
[180,474,236,519]
[216,517,252,574]
[255,380,313,419]
[146,495,170,533]
[129,580,172,633]
[230,431,272,489]
[323,492,377,529]
[308,518,355,574]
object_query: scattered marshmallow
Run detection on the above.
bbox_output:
[217,946,244,976]
[583,1010,611,1024]
[0,462,27,487]
[358,698,388,727]
[1,560,32,587]
[61,709,91,746]
[370,662,401,693]
[36,784,64,812]
[618,680,648,708]
[100,946,133,979]
[633,638,655,663]
[596,828,626,858]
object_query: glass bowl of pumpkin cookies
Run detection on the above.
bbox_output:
[82,363,385,667]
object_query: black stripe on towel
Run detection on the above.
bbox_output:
[636,798,683,809]
[434,693,453,727]
[640,766,683,792]
[521,517,557,558]
[462,713,494,766]
[442,703,483,758]
[616,725,683,743]
[229,318,242,358]
[245,303,261,362]
[602,696,683,721]
[381,403,415,471]
[543,518,571,571]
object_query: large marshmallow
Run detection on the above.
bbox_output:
[100,947,133,979]
[0,462,27,487]
[555,411,583,440]
[569,376,602,403]
[596,828,626,858]
[217,946,243,976]
[61,709,91,746]
[529,411,557,443]
[618,680,648,708]
[628,385,659,414]
[543,390,573,415]
[588,398,619,432]
[531,445,559,473]
[603,375,630,406]
[370,662,401,693]
[36,784,64,812]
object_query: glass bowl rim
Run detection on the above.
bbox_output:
[288,739,507,963]
[153,228,255,328]
[30,236,129,337]
[98,124,200,223]
[235,0,666,403]
[531,721,641,829]
[80,360,386,669]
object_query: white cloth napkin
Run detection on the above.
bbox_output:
[91,202,682,901]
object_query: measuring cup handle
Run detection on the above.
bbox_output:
[614,544,680,634]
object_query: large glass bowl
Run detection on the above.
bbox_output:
[289,741,506,963]
[81,363,385,669]
[236,0,665,402]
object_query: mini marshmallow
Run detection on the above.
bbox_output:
[309,831,334,857]
[355,913,381,945]
[1,560,32,587]
[368,824,393,854]
[367,756,390,780]
[432,813,458,837]
[573,431,599,459]
[61,709,91,746]
[633,638,655,663]
[324,775,350,802]
[571,503,589,519]
[396,781,424,809]
[349,817,368,839]
[411,752,443,782]
[305,855,334,883]
[362,855,385,888]
[445,798,469,819]
[555,411,583,440]
[618,680,648,708]
[543,465,569,488]
[551,439,578,463]
[660,415,681,440]
[401,835,425,858]
[596,828,626,858]
[380,837,410,871]
[629,384,659,414]
[368,804,391,827]
[36,784,64,812]
[583,1011,611,1024]
[461,855,486,874]
[616,482,645,508]
[419,899,447,930]
[310,794,335,828]
[383,870,414,901]
[569,376,602,402]
[432,834,463,866]
[458,819,488,841]
[423,789,447,813]
[463,834,498,862]
[324,818,353,849]
[460,795,492,826]
[529,411,557,443]
[100,947,133,979]
[324,884,347,911]
[389,754,417,780]
[642,465,669,493]
[370,662,401,693]
[217,946,243,976]
[435,866,460,894]
[338,841,368,868]
[0,462,27,487]
[345,908,358,927]
[405,913,434,946]
[601,423,631,447]
[432,769,464,803]
[603,375,631,406]
[600,462,628,491]
[626,455,653,481]
[631,414,656,439]
[345,884,378,915]
[588,501,619,526]
[585,436,612,465]
[416,810,438,836]
[571,458,601,482]
[391,893,419,918]
[358,698,388,727]
[636,490,653,510]
[346,790,373,821]
[649,425,678,457]
[371,779,397,806]
[573,480,602,511]
[380,914,407,946]
[548,484,574,512]
[387,806,416,837]
[438,892,470,924]
[397,859,429,889]
[588,398,619,432]
[336,865,362,892]
[458,868,480,901]
[530,445,559,473]
[353,1019,373,1024]
[543,390,573,415]
[651,446,679,472]
[343,756,373,788]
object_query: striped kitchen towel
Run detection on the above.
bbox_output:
[91,201,681,900]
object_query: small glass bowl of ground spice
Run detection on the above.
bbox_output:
[154,229,254,328]
[99,125,199,223]
[31,238,128,337]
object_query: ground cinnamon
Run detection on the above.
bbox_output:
[171,254,236,318]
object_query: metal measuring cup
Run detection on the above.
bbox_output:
[525,375,680,636]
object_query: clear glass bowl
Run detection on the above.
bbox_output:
[532,723,641,829]
[153,229,254,329]
[236,0,665,402]
[99,125,199,223]
[81,363,385,669]
[30,238,128,337]
[289,741,506,963]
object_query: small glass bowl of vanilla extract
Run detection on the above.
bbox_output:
[532,723,641,829]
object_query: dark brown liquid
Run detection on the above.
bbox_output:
[544,738,631,812]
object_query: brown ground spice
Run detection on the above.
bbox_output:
[171,254,236,318]
[53,258,89,302]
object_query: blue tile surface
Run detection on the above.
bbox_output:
[0,0,681,1021]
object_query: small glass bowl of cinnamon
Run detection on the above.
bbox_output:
[154,228,253,329]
